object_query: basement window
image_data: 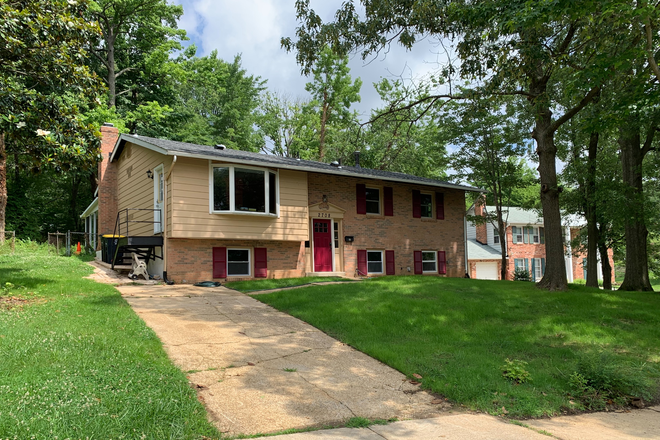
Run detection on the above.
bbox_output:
[422,251,437,273]
[227,249,250,276]
[211,165,278,216]
[367,250,383,274]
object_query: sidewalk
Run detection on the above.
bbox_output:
[266,406,660,439]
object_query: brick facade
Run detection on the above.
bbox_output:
[474,203,488,245]
[167,238,306,283]
[308,173,466,278]
[98,125,119,236]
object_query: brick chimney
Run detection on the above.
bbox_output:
[475,196,488,245]
[98,123,119,236]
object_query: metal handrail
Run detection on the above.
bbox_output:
[112,208,162,238]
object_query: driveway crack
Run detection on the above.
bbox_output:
[297,373,358,418]
[367,427,388,439]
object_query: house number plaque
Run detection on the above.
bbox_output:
[316,212,331,218]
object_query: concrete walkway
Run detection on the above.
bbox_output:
[118,285,457,436]
[116,283,660,439]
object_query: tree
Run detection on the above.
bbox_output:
[0,0,103,236]
[304,46,362,161]
[445,97,534,280]
[87,0,185,109]
[283,0,631,290]
[258,92,318,159]
[169,48,266,151]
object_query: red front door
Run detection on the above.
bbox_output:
[313,219,332,272]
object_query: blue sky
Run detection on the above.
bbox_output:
[173,0,444,119]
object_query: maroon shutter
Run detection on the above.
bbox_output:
[437,251,446,274]
[436,192,445,220]
[357,250,367,275]
[384,187,394,216]
[414,251,423,274]
[356,184,366,214]
[385,250,395,275]
[213,247,227,278]
[254,247,267,278]
[412,190,421,218]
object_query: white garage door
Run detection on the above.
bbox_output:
[475,262,499,280]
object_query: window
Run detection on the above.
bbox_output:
[367,250,383,274]
[420,193,433,218]
[532,227,540,244]
[211,165,278,215]
[422,251,437,272]
[534,258,542,280]
[493,228,500,244]
[514,258,526,271]
[512,226,523,243]
[365,187,380,214]
[334,222,339,248]
[227,249,250,276]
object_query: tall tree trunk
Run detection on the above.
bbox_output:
[107,29,117,108]
[585,132,599,288]
[597,223,612,290]
[0,133,6,243]
[69,175,81,231]
[533,104,568,290]
[618,120,653,291]
[494,204,508,281]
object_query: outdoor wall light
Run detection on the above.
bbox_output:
[322,194,328,203]
[146,169,153,179]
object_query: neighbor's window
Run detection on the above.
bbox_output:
[513,226,523,243]
[493,228,500,244]
[212,165,278,215]
[365,187,380,214]
[227,249,250,276]
[534,258,542,280]
[367,250,383,274]
[420,193,433,218]
[422,251,437,272]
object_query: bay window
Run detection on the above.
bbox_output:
[211,165,278,215]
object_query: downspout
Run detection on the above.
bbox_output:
[464,210,469,277]
[163,156,177,284]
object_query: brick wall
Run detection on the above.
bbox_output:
[98,125,119,236]
[474,201,488,244]
[167,238,305,283]
[308,173,467,278]
[504,226,546,280]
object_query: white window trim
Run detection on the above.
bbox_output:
[420,192,434,218]
[534,258,542,279]
[209,162,279,217]
[365,186,381,215]
[493,227,500,244]
[422,250,437,273]
[366,250,384,274]
[227,248,251,277]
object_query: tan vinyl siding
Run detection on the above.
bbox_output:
[116,142,171,236]
[170,157,308,241]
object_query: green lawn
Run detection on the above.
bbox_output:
[225,276,355,292]
[254,276,660,418]
[0,242,219,439]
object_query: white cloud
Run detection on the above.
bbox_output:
[174,0,449,118]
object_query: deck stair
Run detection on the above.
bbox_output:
[110,209,163,270]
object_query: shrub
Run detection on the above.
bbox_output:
[501,358,532,384]
[513,268,531,282]
[568,352,657,410]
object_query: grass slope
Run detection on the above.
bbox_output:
[255,276,660,418]
[0,243,219,439]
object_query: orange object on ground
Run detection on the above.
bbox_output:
[76,242,81,254]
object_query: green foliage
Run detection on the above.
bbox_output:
[169,48,266,151]
[256,276,660,417]
[258,92,318,158]
[569,352,657,410]
[513,269,531,282]
[501,359,532,384]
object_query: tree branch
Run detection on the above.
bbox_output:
[643,17,660,82]
[115,67,134,79]
[550,86,600,133]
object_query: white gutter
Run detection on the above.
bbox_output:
[80,197,99,218]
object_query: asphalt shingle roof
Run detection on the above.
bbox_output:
[467,239,502,260]
[115,134,480,192]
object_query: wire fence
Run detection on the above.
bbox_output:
[0,231,16,255]
[47,231,96,257]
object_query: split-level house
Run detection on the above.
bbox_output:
[466,203,614,282]
[81,124,479,283]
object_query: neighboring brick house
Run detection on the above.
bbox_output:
[81,125,479,283]
[466,203,614,282]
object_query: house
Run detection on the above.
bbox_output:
[81,124,480,283]
[465,202,614,282]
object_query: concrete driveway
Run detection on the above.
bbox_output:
[118,285,456,436]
